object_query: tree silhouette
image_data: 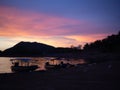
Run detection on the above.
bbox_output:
[83,31,120,53]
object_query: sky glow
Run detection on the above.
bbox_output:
[0,0,120,50]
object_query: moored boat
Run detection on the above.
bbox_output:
[10,58,39,72]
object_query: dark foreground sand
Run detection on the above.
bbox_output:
[0,60,120,90]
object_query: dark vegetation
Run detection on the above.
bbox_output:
[82,31,120,63]
[83,31,120,53]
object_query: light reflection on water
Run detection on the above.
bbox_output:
[0,57,12,73]
[0,57,86,73]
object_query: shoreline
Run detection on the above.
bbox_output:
[0,60,120,90]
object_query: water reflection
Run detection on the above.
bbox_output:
[0,57,12,73]
[0,57,87,73]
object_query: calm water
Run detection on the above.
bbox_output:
[0,57,86,73]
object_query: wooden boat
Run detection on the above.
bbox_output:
[10,58,39,72]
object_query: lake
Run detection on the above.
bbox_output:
[0,57,86,73]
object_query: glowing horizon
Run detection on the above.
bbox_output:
[0,0,120,51]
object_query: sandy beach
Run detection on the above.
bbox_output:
[0,60,119,90]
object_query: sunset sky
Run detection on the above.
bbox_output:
[0,0,120,50]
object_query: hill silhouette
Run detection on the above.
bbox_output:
[0,31,120,57]
[2,41,55,56]
[0,50,2,55]
[1,41,81,57]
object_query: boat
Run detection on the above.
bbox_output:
[10,58,39,72]
[45,61,71,70]
[45,62,61,70]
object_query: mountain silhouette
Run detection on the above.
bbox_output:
[0,50,2,55]
[1,41,81,57]
[1,31,120,57]
[2,41,55,56]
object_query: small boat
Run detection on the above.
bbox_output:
[45,62,61,70]
[45,61,72,70]
[10,58,39,72]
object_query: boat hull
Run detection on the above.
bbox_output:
[11,65,38,72]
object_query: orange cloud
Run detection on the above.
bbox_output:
[0,6,82,37]
[65,33,110,46]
